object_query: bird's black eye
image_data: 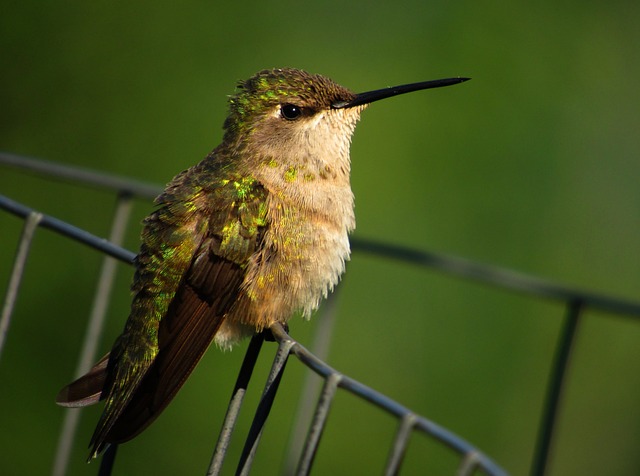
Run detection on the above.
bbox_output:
[280,104,302,121]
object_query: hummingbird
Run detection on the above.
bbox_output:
[56,68,469,459]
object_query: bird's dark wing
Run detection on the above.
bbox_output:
[56,162,268,458]
[100,237,253,445]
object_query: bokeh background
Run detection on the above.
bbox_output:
[1,1,639,475]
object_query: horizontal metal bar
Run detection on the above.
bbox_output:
[352,238,640,317]
[0,151,162,199]
[3,153,639,318]
[0,194,136,265]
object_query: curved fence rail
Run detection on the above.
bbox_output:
[2,152,639,475]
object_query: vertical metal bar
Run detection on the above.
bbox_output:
[295,372,342,476]
[384,413,417,476]
[284,291,339,474]
[52,194,134,476]
[97,444,118,476]
[530,300,583,476]
[207,334,265,476]
[457,450,480,476]
[0,211,42,361]
[236,331,294,476]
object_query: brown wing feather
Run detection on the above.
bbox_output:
[55,353,110,407]
[104,245,246,443]
[64,163,268,458]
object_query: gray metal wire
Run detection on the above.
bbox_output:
[268,323,508,476]
[51,194,134,476]
[0,210,42,360]
[2,152,639,475]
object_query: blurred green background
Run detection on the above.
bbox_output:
[1,1,639,475]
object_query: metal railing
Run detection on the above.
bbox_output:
[2,151,639,475]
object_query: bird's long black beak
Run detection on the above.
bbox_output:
[332,77,470,109]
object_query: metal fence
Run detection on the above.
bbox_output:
[2,152,639,476]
